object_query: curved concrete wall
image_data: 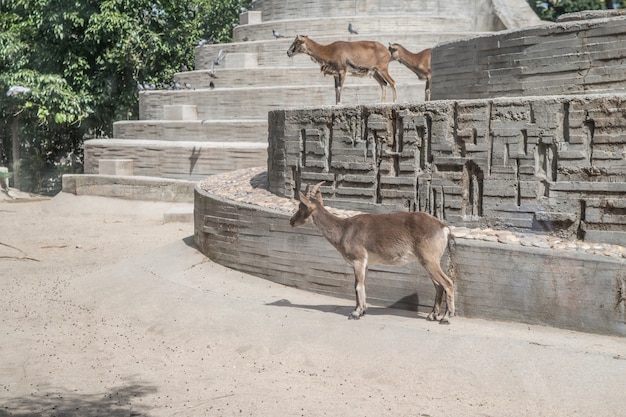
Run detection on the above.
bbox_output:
[431,14,626,100]
[194,172,626,337]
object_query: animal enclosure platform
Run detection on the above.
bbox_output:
[194,168,626,337]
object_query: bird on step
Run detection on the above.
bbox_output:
[348,23,358,35]
[213,49,225,66]
[272,29,285,39]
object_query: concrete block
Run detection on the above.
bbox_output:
[239,11,262,25]
[98,159,134,176]
[223,53,258,69]
[164,204,194,223]
[163,105,198,121]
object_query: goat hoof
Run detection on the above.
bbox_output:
[426,312,440,322]
[349,309,365,320]
[439,317,451,325]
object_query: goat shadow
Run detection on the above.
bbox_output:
[266,294,430,320]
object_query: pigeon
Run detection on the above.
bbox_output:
[181,64,188,72]
[240,6,247,13]
[242,36,249,42]
[6,85,31,96]
[198,34,215,46]
[213,49,225,66]
[272,29,285,39]
[209,81,215,90]
[348,23,358,35]
[136,81,145,90]
[208,63,218,78]
[173,81,182,90]
[184,82,193,89]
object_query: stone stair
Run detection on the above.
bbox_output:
[71,0,541,204]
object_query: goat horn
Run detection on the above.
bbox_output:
[310,181,325,196]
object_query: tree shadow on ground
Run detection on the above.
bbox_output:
[0,382,157,417]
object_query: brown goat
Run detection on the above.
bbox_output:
[287,35,397,105]
[290,182,456,324]
[388,43,431,101]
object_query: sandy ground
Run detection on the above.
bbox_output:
[1,192,626,417]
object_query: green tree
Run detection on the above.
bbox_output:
[527,0,623,21]
[0,0,245,194]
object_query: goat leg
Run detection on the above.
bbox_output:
[349,261,368,319]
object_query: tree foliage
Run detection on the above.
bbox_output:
[0,0,245,194]
[527,0,623,21]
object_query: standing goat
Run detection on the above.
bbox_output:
[287,35,397,105]
[290,183,456,324]
[388,43,431,101]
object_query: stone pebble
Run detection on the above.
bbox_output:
[198,168,626,261]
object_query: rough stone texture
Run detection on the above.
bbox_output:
[267,94,626,246]
[431,14,626,100]
[194,168,626,337]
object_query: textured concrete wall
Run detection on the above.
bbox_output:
[267,94,626,245]
[431,14,626,100]
[194,185,626,337]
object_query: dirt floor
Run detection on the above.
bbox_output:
[1,192,626,417]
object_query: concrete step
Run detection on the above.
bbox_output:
[62,174,196,203]
[113,119,268,142]
[247,0,488,21]
[194,32,485,70]
[175,66,428,90]
[232,15,474,42]
[138,82,428,121]
[84,139,267,180]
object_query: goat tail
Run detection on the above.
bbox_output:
[445,227,458,283]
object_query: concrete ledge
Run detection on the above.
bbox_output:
[84,139,268,180]
[194,179,626,337]
[62,174,196,203]
[112,119,268,142]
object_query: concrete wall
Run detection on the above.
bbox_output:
[267,94,626,245]
[431,14,626,100]
[194,184,626,337]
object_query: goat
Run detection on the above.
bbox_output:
[388,43,431,101]
[290,182,456,324]
[287,35,397,105]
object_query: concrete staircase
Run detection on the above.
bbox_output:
[68,0,541,205]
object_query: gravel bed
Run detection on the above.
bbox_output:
[198,167,626,260]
